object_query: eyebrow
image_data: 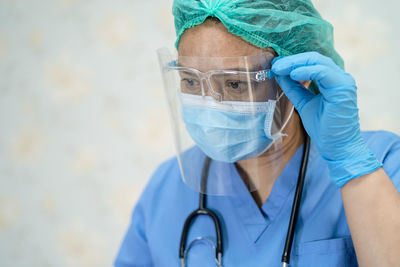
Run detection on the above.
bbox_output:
[179,69,198,76]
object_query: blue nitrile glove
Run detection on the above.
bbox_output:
[268,52,382,187]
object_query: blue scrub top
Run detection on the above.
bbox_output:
[115,131,400,267]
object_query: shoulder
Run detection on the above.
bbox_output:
[361,130,400,161]
[135,151,201,223]
[361,130,400,190]
[145,156,181,192]
[114,157,182,267]
[138,156,184,209]
[362,130,400,146]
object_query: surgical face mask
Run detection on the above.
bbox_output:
[180,92,284,163]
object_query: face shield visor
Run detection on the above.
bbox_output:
[157,48,294,195]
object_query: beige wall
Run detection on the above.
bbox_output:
[0,0,399,266]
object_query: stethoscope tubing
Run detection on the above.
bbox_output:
[281,134,310,265]
[179,135,310,267]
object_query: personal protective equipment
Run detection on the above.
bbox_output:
[114,130,400,267]
[181,93,282,163]
[172,0,344,94]
[269,52,383,187]
[157,47,294,195]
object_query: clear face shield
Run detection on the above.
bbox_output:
[157,48,294,195]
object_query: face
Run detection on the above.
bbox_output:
[177,19,310,137]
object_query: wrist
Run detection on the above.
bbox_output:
[324,151,382,188]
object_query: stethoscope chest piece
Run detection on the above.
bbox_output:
[180,236,222,267]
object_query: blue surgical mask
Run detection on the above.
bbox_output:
[180,93,283,163]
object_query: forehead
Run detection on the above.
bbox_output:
[177,20,275,71]
[178,20,267,57]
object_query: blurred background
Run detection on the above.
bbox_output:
[0,0,399,266]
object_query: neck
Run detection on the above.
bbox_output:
[235,112,304,208]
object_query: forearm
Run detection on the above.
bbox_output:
[341,168,400,267]
[270,52,400,265]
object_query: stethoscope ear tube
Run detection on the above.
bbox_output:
[281,134,311,266]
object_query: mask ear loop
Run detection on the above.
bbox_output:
[276,91,284,102]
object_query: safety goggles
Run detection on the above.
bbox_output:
[161,50,280,103]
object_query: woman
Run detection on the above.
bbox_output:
[115,0,400,266]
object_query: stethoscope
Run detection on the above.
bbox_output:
[179,134,311,267]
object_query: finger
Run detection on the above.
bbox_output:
[271,52,340,76]
[275,75,314,112]
[271,56,284,65]
[290,65,356,92]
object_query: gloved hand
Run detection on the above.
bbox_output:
[268,52,382,187]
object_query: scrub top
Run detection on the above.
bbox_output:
[115,131,400,267]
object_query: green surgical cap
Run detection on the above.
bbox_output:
[172,0,344,94]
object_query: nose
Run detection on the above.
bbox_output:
[201,78,222,102]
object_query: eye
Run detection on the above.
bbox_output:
[181,78,201,94]
[225,80,247,92]
[184,79,194,86]
[228,81,239,89]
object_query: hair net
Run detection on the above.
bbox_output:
[172,0,344,94]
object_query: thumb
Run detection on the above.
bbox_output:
[274,75,314,113]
